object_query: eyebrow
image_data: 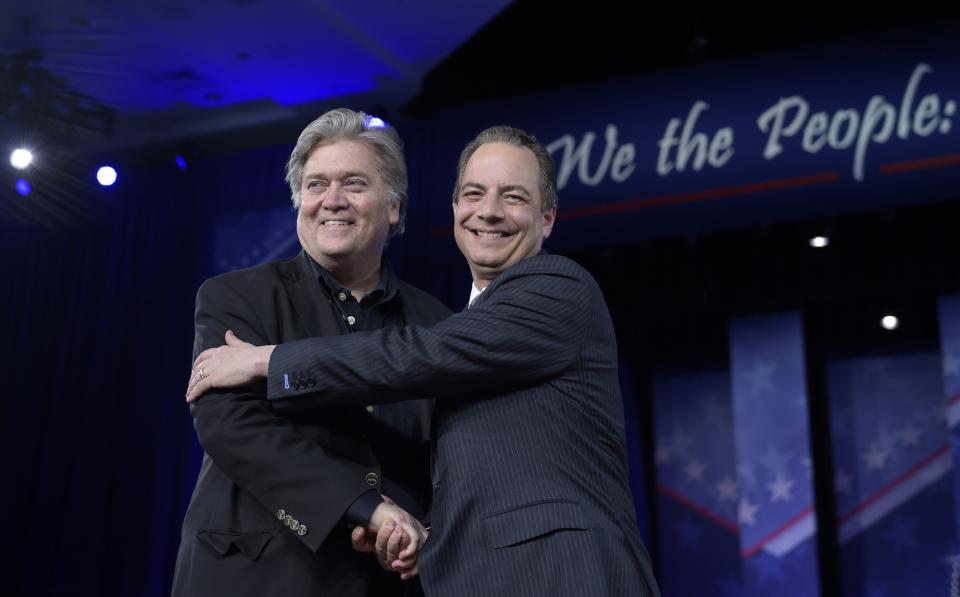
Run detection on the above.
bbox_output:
[460,181,532,196]
[303,169,371,180]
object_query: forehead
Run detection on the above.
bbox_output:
[304,139,380,175]
[463,142,539,185]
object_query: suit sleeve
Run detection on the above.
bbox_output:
[268,262,592,403]
[190,277,374,552]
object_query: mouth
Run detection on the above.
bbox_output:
[469,229,512,239]
[321,219,353,226]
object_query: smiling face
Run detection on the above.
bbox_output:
[453,142,556,287]
[296,139,399,277]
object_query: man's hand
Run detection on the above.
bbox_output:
[186,330,276,402]
[351,499,427,580]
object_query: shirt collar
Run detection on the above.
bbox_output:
[468,282,485,308]
[304,252,398,304]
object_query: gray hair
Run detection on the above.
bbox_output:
[452,125,558,214]
[285,108,407,236]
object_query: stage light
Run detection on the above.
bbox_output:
[808,236,829,248]
[97,166,118,186]
[10,148,32,170]
[175,155,187,170]
[881,315,899,330]
[15,178,30,196]
[365,115,386,129]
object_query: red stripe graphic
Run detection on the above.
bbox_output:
[656,483,740,534]
[879,153,960,175]
[839,443,950,524]
[740,505,815,558]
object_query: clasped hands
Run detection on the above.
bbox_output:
[185,332,428,577]
[353,497,428,580]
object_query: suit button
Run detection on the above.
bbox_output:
[292,380,302,390]
[284,515,293,527]
[276,508,285,520]
[290,520,300,531]
[365,405,374,413]
[365,472,379,486]
[306,377,316,387]
[298,524,308,536]
[347,315,356,326]
[338,291,348,302]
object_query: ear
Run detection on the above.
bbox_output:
[541,207,557,240]
[388,198,400,225]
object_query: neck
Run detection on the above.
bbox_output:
[316,253,382,300]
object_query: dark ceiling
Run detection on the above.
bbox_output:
[4,0,960,154]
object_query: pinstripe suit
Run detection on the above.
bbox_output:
[267,252,661,596]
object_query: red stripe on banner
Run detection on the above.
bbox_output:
[839,443,950,525]
[430,170,841,236]
[656,484,740,534]
[559,172,841,219]
[879,153,960,175]
[740,505,815,558]
[947,393,960,407]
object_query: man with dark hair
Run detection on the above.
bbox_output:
[188,125,661,596]
[172,108,449,596]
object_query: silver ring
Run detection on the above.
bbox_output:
[198,367,206,380]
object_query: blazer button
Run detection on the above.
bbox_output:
[292,380,302,390]
[276,508,286,520]
[365,472,379,486]
[306,377,316,387]
[290,520,300,531]
[365,405,374,413]
[284,515,293,527]
[298,524,308,536]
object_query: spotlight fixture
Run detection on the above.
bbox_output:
[96,166,118,187]
[10,148,32,170]
[880,315,899,330]
[175,155,187,170]
[809,236,829,248]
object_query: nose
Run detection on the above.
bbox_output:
[475,195,503,221]
[321,185,348,210]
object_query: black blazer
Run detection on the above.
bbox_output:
[268,253,662,597]
[171,251,451,597]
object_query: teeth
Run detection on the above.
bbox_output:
[323,221,350,226]
[476,231,506,238]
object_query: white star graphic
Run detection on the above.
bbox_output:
[863,442,891,472]
[739,360,777,397]
[899,424,921,448]
[684,459,707,483]
[760,444,790,475]
[834,468,854,495]
[738,498,760,527]
[766,473,795,503]
[716,477,738,502]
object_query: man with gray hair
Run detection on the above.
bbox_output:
[172,108,449,596]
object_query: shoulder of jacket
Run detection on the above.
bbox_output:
[199,255,300,296]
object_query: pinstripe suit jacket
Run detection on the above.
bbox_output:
[268,253,661,596]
